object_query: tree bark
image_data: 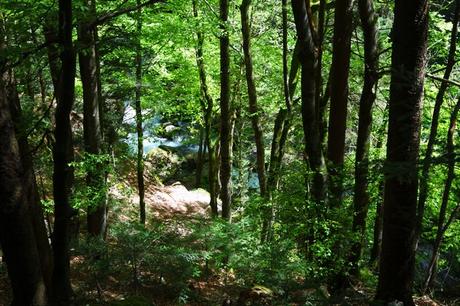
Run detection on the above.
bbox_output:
[5,67,53,304]
[135,0,146,225]
[44,17,61,97]
[78,0,107,237]
[375,1,428,304]
[192,0,218,216]
[326,0,354,206]
[291,0,327,204]
[195,126,205,188]
[415,0,460,252]
[241,0,267,198]
[51,0,77,303]
[350,0,379,275]
[0,26,48,306]
[219,0,232,220]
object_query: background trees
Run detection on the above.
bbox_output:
[1,0,460,304]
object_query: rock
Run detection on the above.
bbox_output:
[237,285,274,305]
[157,122,181,140]
[145,183,220,217]
[146,147,181,182]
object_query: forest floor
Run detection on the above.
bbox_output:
[0,176,458,305]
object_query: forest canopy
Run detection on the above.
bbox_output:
[1,0,460,305]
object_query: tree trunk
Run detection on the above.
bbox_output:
[135,0,146,225]
[192,0,218,215]
[195,126,205,188]
[0,28,48,306]
[326,0,354,206]
[369,115,388,266]
[219,0,232,220]
[349,0,379,275]
[423,96,460,293]
[291,0,327,204]
[241,0,267,198]
[375,1,428,304]
[44,18,61,97]
[5,67,53,304]
[415,0,460,252]
[52,0,77,303]
[78,0,107,238]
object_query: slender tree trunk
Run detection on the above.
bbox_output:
[415,0,460,252]
[326,0,354,206]
[44,19,61,97]
[135,0,146,225]
[219,0,232,220]
[195,126,205,187]
[423,96,460,293]
[51,0,77,303]
[369,193,384,265]
[0,26,48,306]
[78,0,107,237]
[240,0,271,239]
[375,1,428,304]
[241,0,267,198]
[291,0,327,204]
[349,0,379,275]
[192,0,218,215]
[268,110,287,192]
[315,0,326,115]
[369,116,387,266]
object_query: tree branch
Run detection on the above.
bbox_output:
[90,0,165,28]
[426,73,460,87]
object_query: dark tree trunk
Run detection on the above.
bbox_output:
[326,0,354,206]
[135,0,146,225]
[78,0,107,238]
[415,0,460,252]
[44,19,61,97]
[291,0,327,204]
[219,0,232,220]
[349,0,379,275]
[5,68,54,304]
[51,0,77,303]
[0,29,48,306]
[423,96,460,293]
[375,1,428,304]
[315,0,326,115]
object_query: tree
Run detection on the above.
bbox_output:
[51,0,77,303]
[375,0,429,304]
[291,0,327,204]
[135,0,146,225]
[192,0,218,216]
[0,27,48,305]
[327,0,354,206]
[78,0,108,237]
[241,0,267,199]
[219,0,232,220]
[350,0,380,274]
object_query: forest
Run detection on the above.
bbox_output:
[0,0,460,305]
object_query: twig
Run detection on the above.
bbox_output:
[426,73,460,87]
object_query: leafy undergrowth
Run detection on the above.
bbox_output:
[0,183,458,305]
